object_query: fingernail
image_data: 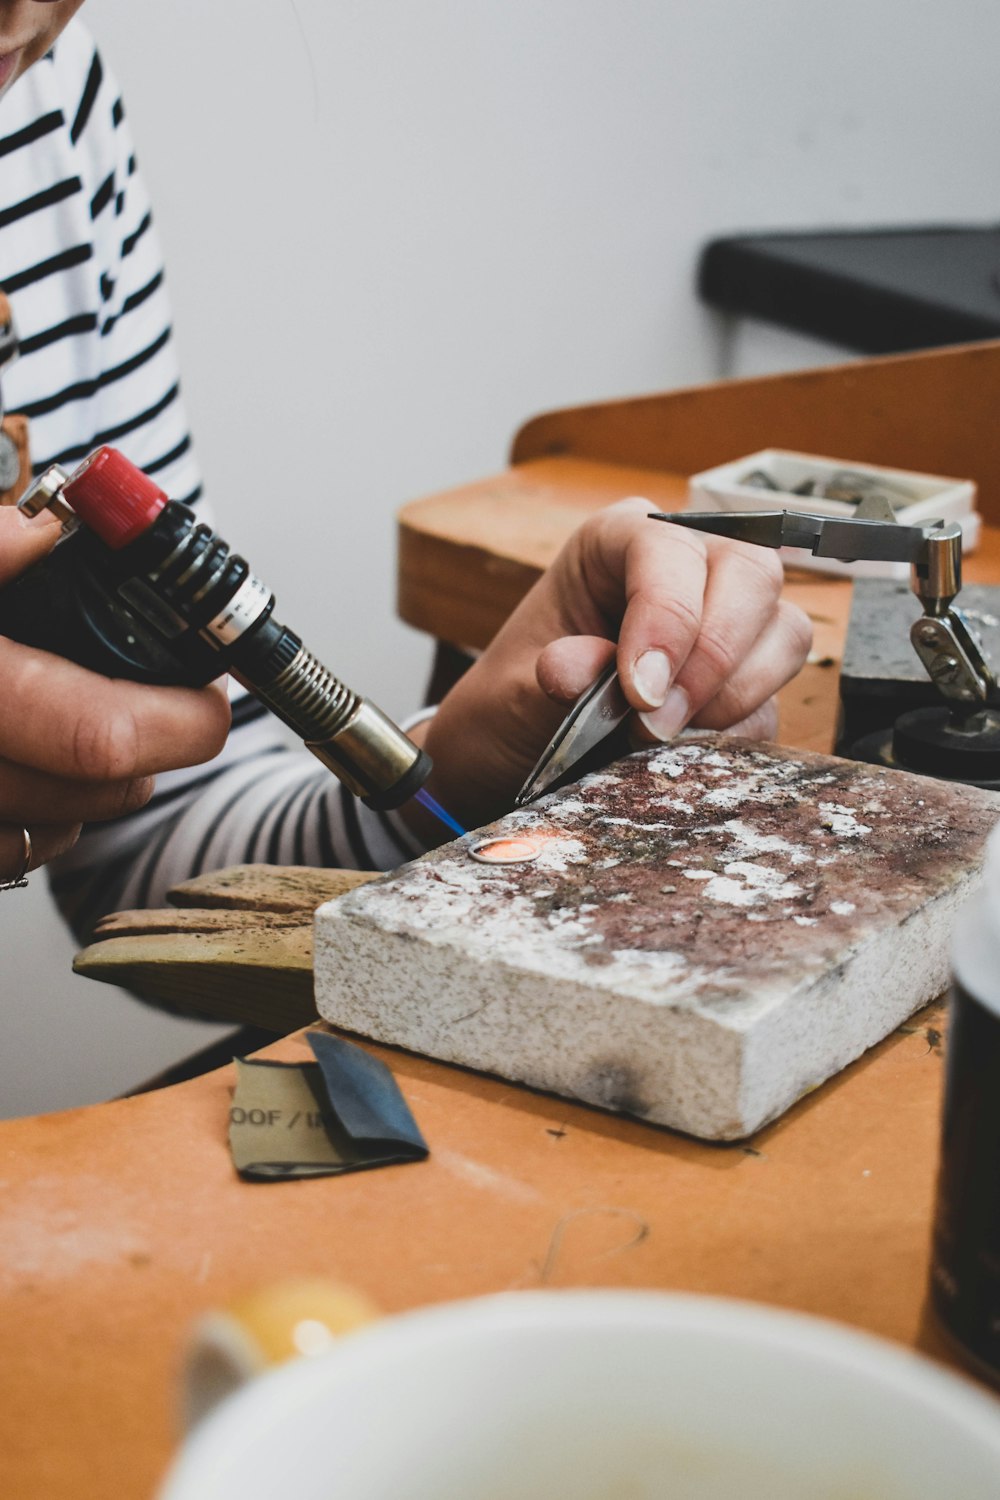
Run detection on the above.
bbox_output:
[633,649,672,708]
[638,686,690,741]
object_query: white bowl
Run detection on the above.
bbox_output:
[160,1290,1000,1500]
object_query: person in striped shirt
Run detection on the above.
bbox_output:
[0,7,812,935]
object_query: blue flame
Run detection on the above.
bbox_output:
[414,786,468,838]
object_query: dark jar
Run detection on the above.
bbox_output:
[930,829,1000,1382]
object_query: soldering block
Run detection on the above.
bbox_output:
[314,736,1000,1140]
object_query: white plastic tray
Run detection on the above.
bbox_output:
[687,448,979,579]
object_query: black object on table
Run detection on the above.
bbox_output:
[837,577,1000,754]
[699,224,1000,354]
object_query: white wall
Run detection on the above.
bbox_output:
[4,0,999,1115]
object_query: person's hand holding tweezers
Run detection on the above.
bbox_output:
[407,497,813,836]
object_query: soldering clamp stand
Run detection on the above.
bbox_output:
[650,504,1000,789]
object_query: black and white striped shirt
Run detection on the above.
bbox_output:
[0,21,426,937]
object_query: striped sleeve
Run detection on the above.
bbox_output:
[0,23,433,940]
[49,705,432,941]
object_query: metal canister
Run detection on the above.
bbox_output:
[930,823,1000,1381]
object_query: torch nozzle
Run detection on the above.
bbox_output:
[234,645,430,810]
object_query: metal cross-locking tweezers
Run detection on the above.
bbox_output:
[652,508,994,708]
[515,658,630,806]
[514,505,994,807]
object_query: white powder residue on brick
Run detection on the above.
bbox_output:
[717,818,814,866]
[597,817,677,831]
[702,775,766,810]
[316,736,1000,1138]
[682,862,805,908]
[818,803,872,838]
[347,837,700,995]
[532,837,589,873]
[646,746,704,779]
[654,796,695,814]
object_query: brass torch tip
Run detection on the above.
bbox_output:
[362,748,433,810]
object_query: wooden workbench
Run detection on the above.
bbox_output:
[399,340,1000,654]
[5,342,1000,1498]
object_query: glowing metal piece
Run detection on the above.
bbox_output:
[469,836,541,865]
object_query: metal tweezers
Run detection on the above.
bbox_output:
[645,507,940,564]
[515,659,631,806]
[514,506,952,807]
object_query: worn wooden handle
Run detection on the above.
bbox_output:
[73,864,379,1030]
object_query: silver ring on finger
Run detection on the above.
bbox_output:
[0,826,31,892]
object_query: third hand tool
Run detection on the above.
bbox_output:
[516,503,1000,804]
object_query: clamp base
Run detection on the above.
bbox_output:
[848,705,1000,790]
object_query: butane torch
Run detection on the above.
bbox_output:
[0,446,432,809]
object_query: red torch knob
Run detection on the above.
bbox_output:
[63,446,168,549]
